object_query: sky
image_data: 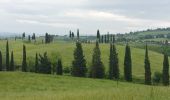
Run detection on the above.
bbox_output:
[0,0,170,35]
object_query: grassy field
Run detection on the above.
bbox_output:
[0,39,167,80]
[0,72,170,100]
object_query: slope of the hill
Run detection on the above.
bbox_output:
[0,72,170,100]
[0,40,167,80]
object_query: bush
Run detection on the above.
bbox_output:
[63,67,70,74]
[153,71,162,84]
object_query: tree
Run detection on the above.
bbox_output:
[109,43,119,79]
[107,33,110,43]
[90,42,105,78]
[28,35,31,42]
[6,40,9,71]
[22,45,27,72]
[162,53,169,86]
[0,51,2,71]
[69,30,72,38]
[144,44,151,85]
[124,44,132,81]
[56,59,63,75]
[104,35,107,43]
[35,53,38,73]
[101,35,104,43]
[72,32,74,39]
[97,30,100,42]
[72,42,87,77]
[77,29,79,40]
[10,51,14,71]
[38,52,51,74]
[22,32,25,40]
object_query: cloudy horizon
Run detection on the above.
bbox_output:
[0,0,170,35]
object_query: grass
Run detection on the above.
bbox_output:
[0,72,170,100]
[0,39,168,80]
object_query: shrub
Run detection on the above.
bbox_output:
[63,67,70,74]
[153,71,162,84]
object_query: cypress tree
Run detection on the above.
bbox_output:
[69,30,72,38]
[10,51,14,71]
[28,35,31,42]
[104,35,107,43]
[162,53,169,86]
[72,32,74,39]
[90,41,105,78]
[72,42,87,77]
[109,43,119,79]
[6,40,9,71]
[38,52,51,74]
[144,44,151,85]
[56,59,63,75]
[107,33,110,43]
[0,51,2,71]
[97,30,100,42]
[77,29,79,40]
[101,35,104,43]
[22,45,27,72]
[124,44,132,81]
[35,53,38,73]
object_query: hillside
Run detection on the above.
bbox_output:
[0,72,169,100]
[118,28,170,41]
[0,40,167,80]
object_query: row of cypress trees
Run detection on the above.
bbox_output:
[71,30,169,86]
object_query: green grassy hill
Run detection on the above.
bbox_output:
[0,72,169,100]
[0,40,167,80]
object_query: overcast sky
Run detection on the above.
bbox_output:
[0,0,170,35]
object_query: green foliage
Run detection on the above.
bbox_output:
[35,53,38,73]
[56,59,63,75]
[90,42,105,78]
[0,51,2,71]
[77,29,79,40]
[144,44,152,85]
[63,67,70,74]
[6,40,9,71]
[72,42,87,77]
[10,51,14,71]
[109,43,119,79]
[162,54,169,86]
[97,30,100,42]
[22,45,27,72]
[124,44,132,81]
[153,71,162,84]
[38,52,51,74]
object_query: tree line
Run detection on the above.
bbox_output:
[0,30,169,86]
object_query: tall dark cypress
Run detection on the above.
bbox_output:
[162,54,169,86]
[109,43,119,79]
[35,53,38,73]
[56,59,63,75]
[101,35,104,43]
[69,30,72,38]
[77,29,79,40]
[0,51,2,71]
[72,42,87,77]
[144,44,151,85]
[124,44,132,81]
[22,45,27,72]
[104,35,107,43]
[6,40,9,71]
[90,42,105,78]
[97,30,100,42]
[10,51,14,71]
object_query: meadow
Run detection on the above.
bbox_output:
[0,38,169,100]
[0,39,167,81]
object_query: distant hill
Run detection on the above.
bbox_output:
[117,28,170,41]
